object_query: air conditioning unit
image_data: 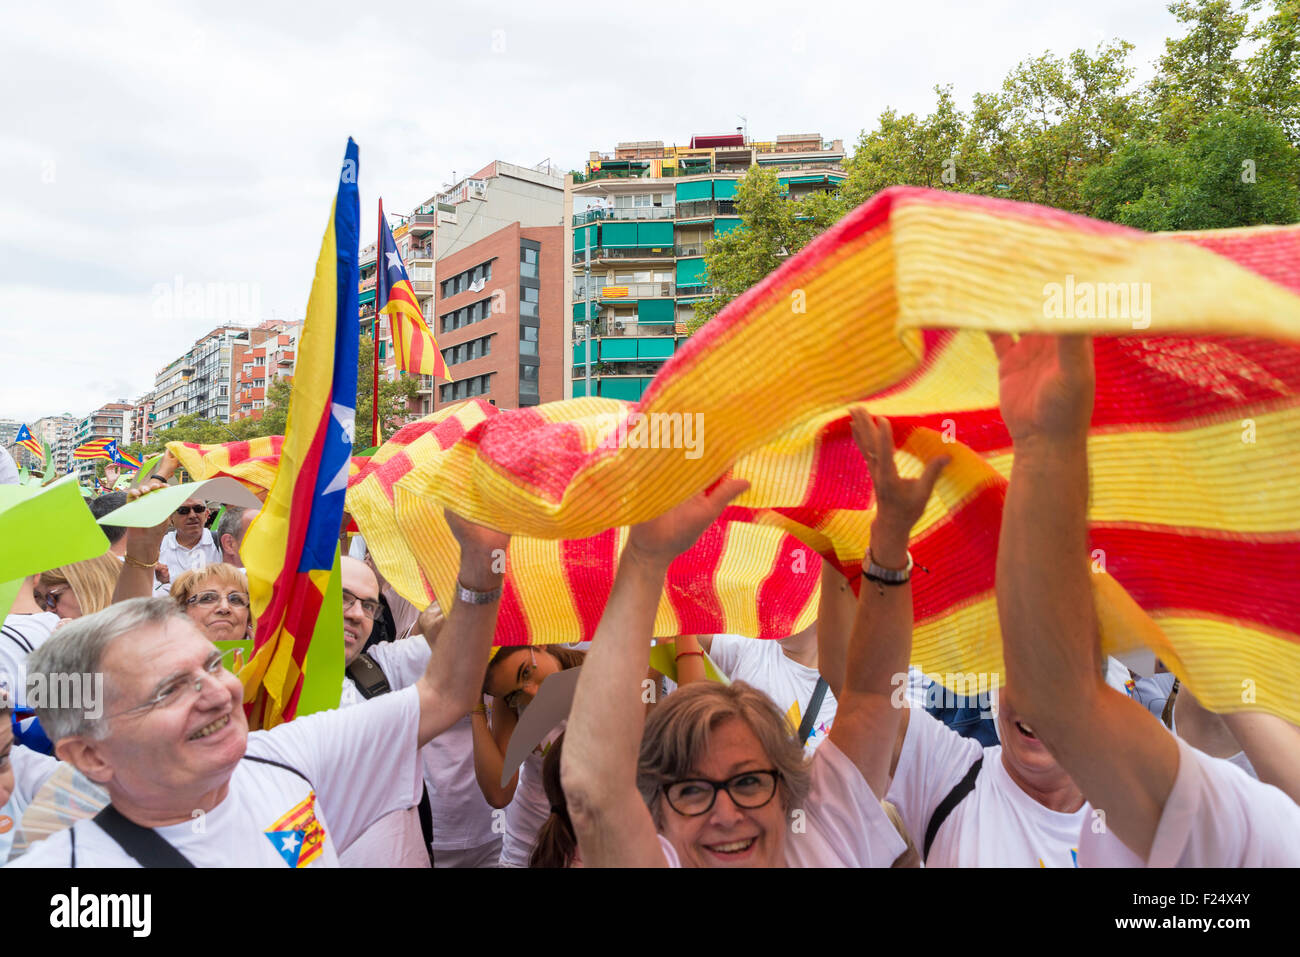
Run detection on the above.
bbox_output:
[613,319,627,333]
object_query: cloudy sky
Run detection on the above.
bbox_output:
[0,0,1180,421]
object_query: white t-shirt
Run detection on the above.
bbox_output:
[887,708,1089,867]
[360,638,498,852]
[158,528,223,582]
[1169,709,1257,779]
[708,635,837,754]
[658,737,904,867]
[499,722,565,868]
[0,613,60,706]
[1077,736,1300,867]
[7,685,423,868]
[337,658,429,868]
[1,746,60,863]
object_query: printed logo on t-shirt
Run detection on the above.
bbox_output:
[1037,847,1080,868]
[264,792,327,868]
[784,700,832,746]
[0,814,12,835]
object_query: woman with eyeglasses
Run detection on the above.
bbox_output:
[169,564,254,644]
[561,425,946,867]
[472,643,585,867]
[35,554,122,620]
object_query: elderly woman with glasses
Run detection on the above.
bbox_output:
[169,563,254,644]
[559,430,946,867]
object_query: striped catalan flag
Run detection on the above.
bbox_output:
[113,448,143,470]
[72,438,118,462]
[378,209,450,381]
[15,425,43,461]
[238,138,359,731]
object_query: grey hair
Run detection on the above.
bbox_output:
[216,506,248,550]
[26,597,190,742]
[637,680,812,828]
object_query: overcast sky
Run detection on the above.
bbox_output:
[0,0,1180,422]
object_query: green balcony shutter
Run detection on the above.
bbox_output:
[676,257,707,287]
[637,221,674,247]
[573,224,596,252]
[713,217,743,235]
[601,378,644,401]
[358,288,376,305]
[637,298,675,324]
[675,180,713,202]
[637,337,675,359]
[601,222,638,247]
[712,179,738,200]
[601,338,638,360]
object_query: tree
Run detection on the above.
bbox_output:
[1241,0,1300,143]
[1084,110,1300,229]
[1146,0,1250,136]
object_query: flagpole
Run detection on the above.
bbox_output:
[374,197,383,447]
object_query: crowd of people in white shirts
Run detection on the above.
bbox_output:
[2,333,1299,868]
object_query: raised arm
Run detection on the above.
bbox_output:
[992,334,1179,860]
[828,410,946,798]
[111,490,173,603]
[562,479,749,868]
[471,697,520,808]
[413,513,508,748]
[1220,710,1300,804]
[816,559,856,699]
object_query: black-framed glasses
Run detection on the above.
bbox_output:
[342,589,382,620]
[186,590,249,608]
[662,769,782,817]
[175,505,206,516]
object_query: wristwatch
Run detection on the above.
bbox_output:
[456,579,503,605]
[865,550,913,585]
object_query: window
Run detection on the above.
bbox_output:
[521,245,538,279]
[520,325,538,357]
[522,287,538,303]
[441,260,494,299]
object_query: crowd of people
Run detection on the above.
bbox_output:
[2,334,1299,868]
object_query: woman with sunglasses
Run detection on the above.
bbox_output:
[473,643,585,867]
[561,426,946,867]
[35,554,122,620]
[169,564,254,644]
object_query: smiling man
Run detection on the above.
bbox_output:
[156,498,221,589]
[5,515,505,868]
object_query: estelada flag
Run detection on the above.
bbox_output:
[377,208,450,381]
[239,139,359,730]
[72,438,117,461]
[15,425,43,461]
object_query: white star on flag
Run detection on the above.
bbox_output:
[322,402,356,496]
[386,251,402,271]
[281,833,301,852]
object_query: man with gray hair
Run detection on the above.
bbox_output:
[5,511,504,868]
[217,506,259,568]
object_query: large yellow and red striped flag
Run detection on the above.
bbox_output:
[346,187,1300,724]
[378,208,449,380]
[237,138,359,731]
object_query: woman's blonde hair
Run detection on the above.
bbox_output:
[170,563,254,634]
[637,680,812,828]
[39,553,122,616]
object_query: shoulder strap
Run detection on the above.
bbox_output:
[922,756,983,863]
[1,623,34,654]
[346,651,390,700]
[242,754,313,790]
[92,806,195,868]
[797,676,829,746]
[69,824,76,868]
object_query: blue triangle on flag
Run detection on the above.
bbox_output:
[265,829,307,867]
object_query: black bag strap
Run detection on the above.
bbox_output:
[69,824,76,868]
[346,651,391,699]
[922,756,983,862]
[243,753,313,788]
[92,805,196,868]
[797,677,830,746]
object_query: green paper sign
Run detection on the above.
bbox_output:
[296,546,344,716]
[648,641,729,685]
[0,477,109,583]
[97,478,262,529]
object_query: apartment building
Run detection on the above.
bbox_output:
[566,132,845,401]
[230,320,299,422]
[73,402,133,480]
[151,325,252,432]
[34,414,77,473]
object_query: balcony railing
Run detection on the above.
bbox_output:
[571,206,676,226]
[404,247,435,261]
[574,281,675,301]
[674,244,709,258]
[676,199,737,220]
[570,246,674,264]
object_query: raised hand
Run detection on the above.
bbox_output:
[989,334,1094,444]
[850,409,948,551]
[626,477,750,568]
[444,509,510,591]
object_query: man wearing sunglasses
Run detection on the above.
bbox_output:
[155,498,221,591]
